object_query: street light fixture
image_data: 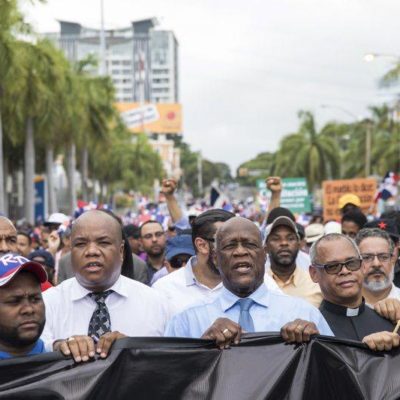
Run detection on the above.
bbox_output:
[320,104,360,121]
[363,53,399,63]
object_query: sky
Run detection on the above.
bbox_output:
[22,0,400,174]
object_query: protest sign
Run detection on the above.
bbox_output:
[257,177,311,214]
[322,178,376,221]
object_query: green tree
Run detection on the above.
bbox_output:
[236,152,276,186]
[14,40,60,223]
[0,0,27,213]
[380,62,400,88]
[344,105,400,177]
[274,111,340,190]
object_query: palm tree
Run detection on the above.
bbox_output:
[343,105,400,177]
[380,62,400,88]
[17,40,59,223]
[79,74,116,202]
[0,0,25,214]
[274,111,340,190]
[35,40,71,215]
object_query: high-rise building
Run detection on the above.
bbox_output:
[44,18,179,104]
[44,18,181,179]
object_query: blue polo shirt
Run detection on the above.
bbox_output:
[0,339,46,360]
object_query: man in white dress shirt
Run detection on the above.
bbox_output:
[41,210,170,362]
[153,209,281,316]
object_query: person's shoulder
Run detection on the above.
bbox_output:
[43,277,75,296]
[152,267,186,289]
[173,296,217,319]
[132,253,147,268]
[42,278,77,306]
[120,276,166,299]
[269,290,319,311]
[59,252,71,263]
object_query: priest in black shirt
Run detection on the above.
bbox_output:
[309,233,399,351]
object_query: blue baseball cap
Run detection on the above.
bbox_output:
[165,235,195,261]
[0,253,47,287]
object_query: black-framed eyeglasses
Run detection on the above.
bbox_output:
[361,253,392,263]
[169,255,191,269]
[313,258,362,275]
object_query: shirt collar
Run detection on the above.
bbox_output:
[270,267,298,286]
[0,339,45,359]
[184,256,197,286]
[71,275,128,301]
[320,298,365,317]
[219,283,270,312]
[184,257,223,290]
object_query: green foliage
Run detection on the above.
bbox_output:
[274,111,340,190]
[1,13,164,203]
[236,152,275,186]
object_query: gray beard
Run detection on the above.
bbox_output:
[363,269,394,292]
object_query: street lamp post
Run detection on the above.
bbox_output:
[99,0,107,76]
[364,119,373,177]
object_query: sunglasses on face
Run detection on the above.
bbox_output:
[313,258,362,275]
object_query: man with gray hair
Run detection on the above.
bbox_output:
[356,228,400,306]
[309,233,400,351]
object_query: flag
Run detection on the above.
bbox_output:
[374,171,399,202]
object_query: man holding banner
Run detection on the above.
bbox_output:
[309,233,400,350]
[165,217,333,347]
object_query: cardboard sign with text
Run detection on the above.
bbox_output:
[322,178,376,221]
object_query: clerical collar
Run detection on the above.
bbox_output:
[320,299,365,317]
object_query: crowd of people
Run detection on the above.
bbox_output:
[1,176,400,363]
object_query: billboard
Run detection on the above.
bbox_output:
[116,103,182,134]
[257,177,311,214]
[322,178,376,221]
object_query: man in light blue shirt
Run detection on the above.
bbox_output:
[165,217,333,347]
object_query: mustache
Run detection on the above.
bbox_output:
[367,268,386,277]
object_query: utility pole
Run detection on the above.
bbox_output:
[364,119,372,177]
[197,152,203,196]
[99,0,107,75]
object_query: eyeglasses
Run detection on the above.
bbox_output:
[361,253,392,263]
[313,258,362,275]
[169,255,191,269]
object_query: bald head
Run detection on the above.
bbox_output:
[71,210,124,292]
[0,217,16,233]
[216,217,262,250]
[72,210,123,243]
[216,216,265,297]
[0,217,17,256]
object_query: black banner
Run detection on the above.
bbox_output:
[0,334,400,399]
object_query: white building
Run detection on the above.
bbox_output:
[44,18,181,178]
[44,19,179,104]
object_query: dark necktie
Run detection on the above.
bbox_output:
[238,298,255,333]
[87,290,113,340]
